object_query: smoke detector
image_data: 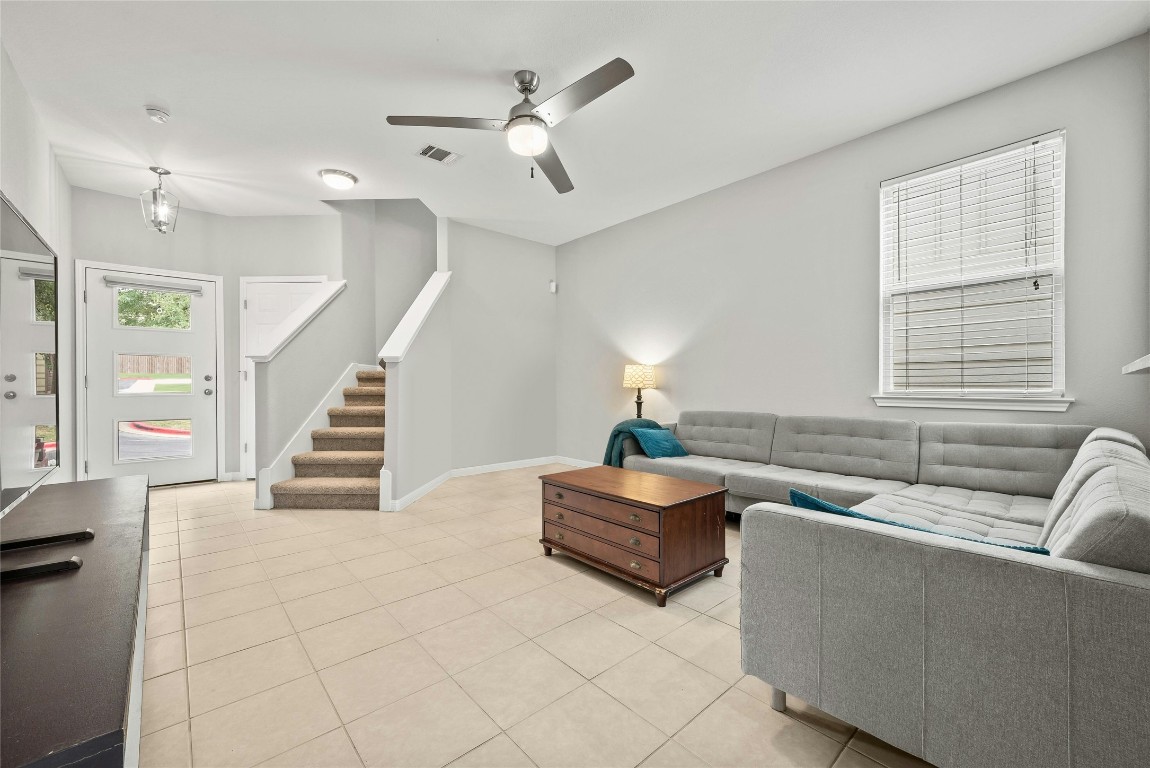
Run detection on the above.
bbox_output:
[417,144,461,165]
[145,106,170,124]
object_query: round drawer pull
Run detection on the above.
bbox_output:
[629,537,641,547]
[554,511,564,521]
[629,561,643,570]
[556,532,565,541]
[554,491,565,500]
[628,513,641,523]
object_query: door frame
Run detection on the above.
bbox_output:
[74,260,226,483]
[238,275,326,479]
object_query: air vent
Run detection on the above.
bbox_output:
[417,144,462,165]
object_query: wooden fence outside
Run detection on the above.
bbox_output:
[116,354,191,375]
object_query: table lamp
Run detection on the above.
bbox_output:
[622,364,656,419]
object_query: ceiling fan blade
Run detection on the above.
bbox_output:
[536,144,574,194]
[531,58,634,127]
[386,116,507,131]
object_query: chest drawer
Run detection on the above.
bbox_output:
[544,522,660,583]
[542,484,660,533]
[543,503,660,557]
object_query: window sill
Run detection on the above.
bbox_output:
[872,394,1074,413]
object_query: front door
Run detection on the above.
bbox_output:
[83,266,218,485]
[0,256,58,489]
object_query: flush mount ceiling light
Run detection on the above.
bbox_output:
[140,166,179,234]
[318,169,358,190]
[144,105,170,124]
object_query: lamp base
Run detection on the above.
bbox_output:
[635,388,644,420]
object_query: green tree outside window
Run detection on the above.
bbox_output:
[117,288,191,329]
[34,279,56,322]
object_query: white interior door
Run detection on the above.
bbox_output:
[239,277,324,478]
[0,255,58,490]
[84,267,219,485]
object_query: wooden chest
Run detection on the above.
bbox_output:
[539,465,727,606]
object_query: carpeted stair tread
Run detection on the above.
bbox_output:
[271,477,379,495]
[292,451,384,465]
[327,406,385,416]
[343,386,386,397]
[311,427,385,439]
[356,369,387,387]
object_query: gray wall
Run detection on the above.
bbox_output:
[1,44,75,480]
[556,34,1150,461]
[375,200,438,352]
[447,222,558,468]
[389,295,454,498]
[71,187,342,473]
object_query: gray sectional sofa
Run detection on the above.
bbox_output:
[621,411,1150,768]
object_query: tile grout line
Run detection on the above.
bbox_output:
[144,475,806,768]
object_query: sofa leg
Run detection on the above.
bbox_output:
[770,687,786,712]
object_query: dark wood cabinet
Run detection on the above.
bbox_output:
[539,465,727,606]
[1,476,150,768]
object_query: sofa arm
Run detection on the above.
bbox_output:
[621,436,642,461]
[740,502,1150,768]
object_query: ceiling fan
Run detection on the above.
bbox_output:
[387,58,634,194]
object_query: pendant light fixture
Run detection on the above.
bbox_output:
[140,166,179,234]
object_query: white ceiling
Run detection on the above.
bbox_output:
[2,1,1147,245]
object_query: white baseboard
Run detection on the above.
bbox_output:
[391,455,595,511]
[216,472,249,482]
[393,470,454,511]
[550,456,597,469]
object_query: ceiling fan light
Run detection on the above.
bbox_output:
[319,169,358,190]
[506,116,548,157]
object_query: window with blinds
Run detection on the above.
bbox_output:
[879,132,1065,397]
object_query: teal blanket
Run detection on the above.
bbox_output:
[603,418,662,468]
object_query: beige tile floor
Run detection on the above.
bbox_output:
[140,465,936,768]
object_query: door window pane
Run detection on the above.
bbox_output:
[116,354,192,394]
[116,287,191,329]
[117,419,193,461]
[34,279,56,322]
[35,425,57,468]
[35,352,57,395]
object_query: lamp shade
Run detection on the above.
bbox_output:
[622,364,656,389]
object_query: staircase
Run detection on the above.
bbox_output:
[270,368,386,509]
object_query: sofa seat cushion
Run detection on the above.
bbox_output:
[852,493,1046,547]
[622,454,763,485]
[725,465,910,508]
[893,484,1050,528]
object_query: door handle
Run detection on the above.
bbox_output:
[3,391,15,400]
[204,388,214,396]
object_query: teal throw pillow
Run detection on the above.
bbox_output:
[631,428,689,459]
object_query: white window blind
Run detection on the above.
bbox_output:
[880,132,1065,397]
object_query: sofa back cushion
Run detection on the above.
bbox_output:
[918,422,1092,499]
[675,411,777,464]
[1046,458,1150,574]
[770,416,919,484]
[1040,433,1149,546]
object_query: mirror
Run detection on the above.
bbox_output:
[1,191,61,515]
